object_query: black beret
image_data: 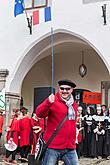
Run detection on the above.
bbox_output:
[58,79,76,88]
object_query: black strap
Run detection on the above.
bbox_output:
[43,114,68,152]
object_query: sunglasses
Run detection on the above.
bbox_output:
[60,87,71,91]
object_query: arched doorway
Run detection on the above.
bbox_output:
[9,30,110,112]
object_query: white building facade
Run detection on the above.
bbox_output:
[0,0,110,117]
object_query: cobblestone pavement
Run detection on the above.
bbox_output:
[0,156,110,165]
[79,157,110,165]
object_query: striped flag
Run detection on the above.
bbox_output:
[33,6,51,25]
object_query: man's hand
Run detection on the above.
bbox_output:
[48,93,55,103]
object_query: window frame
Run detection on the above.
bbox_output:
[25,0,48,10]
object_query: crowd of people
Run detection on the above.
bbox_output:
[1,79,79,165]
[2,107,43,164]
[76,104,110,160]
[0,79,110,164]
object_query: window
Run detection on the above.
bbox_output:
[24,0,48,10]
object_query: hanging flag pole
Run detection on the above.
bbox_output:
[24,4,32,35]
[51,27,54,94]
[25,11,32,35]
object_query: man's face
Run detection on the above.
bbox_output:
[102,106,106,112]
[78,107,82,114]
[59,85,73,100]
[97,109,101,115]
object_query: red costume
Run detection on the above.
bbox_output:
[30,117,41,154]
[0,114,4,146]
[6,117,20,146]
[0,114,4,134]
[36,92,77,149]
[19,116,31,147]
[3,117,20,164]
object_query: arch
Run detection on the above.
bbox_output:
[9,29,110,93]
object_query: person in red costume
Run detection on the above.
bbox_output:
[0,109,4,147]
[3,109,20,164]
[36,79,79,165]
[30,113,42,154]
[19,107,31,162]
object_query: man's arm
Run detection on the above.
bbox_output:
[36,94,55,118]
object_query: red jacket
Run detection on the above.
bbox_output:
[7,117,20,146]
[0,115,4,133]
[30,118,41,154]
[19,116,31,147]
[36,92,78,149]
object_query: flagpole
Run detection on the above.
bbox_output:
[51,27,54,94]
[24,4,32,35]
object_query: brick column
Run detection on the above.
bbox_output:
[5,92,21,127]
[0,69,9,91]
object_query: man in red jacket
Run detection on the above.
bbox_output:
[36,79,79,165]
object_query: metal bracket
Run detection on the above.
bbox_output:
[102,4,107,25]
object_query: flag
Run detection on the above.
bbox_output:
[0,88,5,110]
[33,6,51,25]
[44,7,51,22]
[14,0,24,17]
